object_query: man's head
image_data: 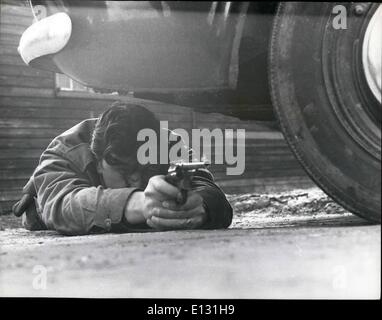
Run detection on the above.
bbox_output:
[91,101,168,189]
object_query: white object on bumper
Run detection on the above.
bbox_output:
[18,12,72,65]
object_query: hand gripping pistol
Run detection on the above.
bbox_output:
[164,161,209,205]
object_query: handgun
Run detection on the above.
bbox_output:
[165,160,209,205]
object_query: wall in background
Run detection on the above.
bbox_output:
[0,1,313,214]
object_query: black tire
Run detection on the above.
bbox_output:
[269,2,381,223]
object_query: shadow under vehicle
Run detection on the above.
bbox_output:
[18,1,381,223]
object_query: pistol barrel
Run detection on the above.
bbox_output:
[172,161,209,170]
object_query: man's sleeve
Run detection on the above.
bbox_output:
[191,170,233,229]
[33,149,138,235]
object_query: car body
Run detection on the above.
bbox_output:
[18,1,381,222]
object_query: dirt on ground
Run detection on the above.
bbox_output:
[0,187,368,232]
[227,187,369,228]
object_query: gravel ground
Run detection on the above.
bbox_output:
[0,187,379,298]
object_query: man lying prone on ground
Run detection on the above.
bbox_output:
[13,102,232,235]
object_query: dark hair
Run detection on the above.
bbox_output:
[90,101,161,164]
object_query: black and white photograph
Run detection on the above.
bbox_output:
[0,0,380,306]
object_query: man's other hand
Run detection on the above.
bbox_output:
[125,175,207,229]
[145,177,207,230]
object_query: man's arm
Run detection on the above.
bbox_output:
[33,149,139,235]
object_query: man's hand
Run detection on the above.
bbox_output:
[147,189,207,230]
[124,175,207,230]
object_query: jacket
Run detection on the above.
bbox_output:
[13,119,233,235]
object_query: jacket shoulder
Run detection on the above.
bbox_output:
[43,118,98,172]
[52,118,97,148]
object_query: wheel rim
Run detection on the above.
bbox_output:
[322,3,381,161]
[362,4,382,105]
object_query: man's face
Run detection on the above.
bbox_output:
[98,154,161,189]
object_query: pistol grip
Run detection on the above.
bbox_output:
[165,175,187,205]
[177,189,188,205]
